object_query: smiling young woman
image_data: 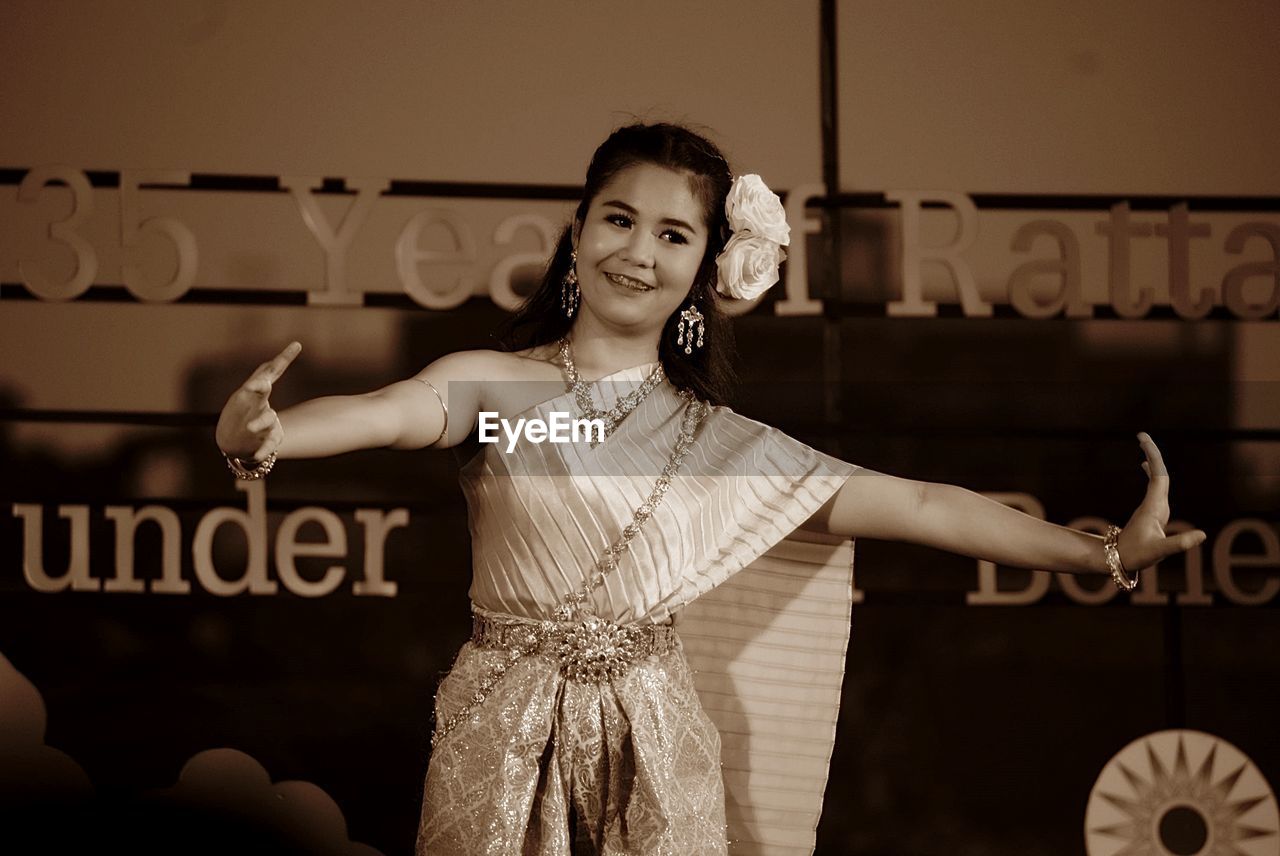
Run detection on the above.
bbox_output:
[570,162,708,342]
[214,122,1205,856]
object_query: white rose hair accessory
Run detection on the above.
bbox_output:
[714,174,791,300]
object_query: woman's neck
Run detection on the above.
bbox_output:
[565,323,660,381]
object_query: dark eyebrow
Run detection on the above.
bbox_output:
[602,200,700,235]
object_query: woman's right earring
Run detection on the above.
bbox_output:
[677,303,706,355]
[561,251,580,318]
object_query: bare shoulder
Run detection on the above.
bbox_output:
[413,349,512,381]
[506,341,563,378]
[415,347,562,384]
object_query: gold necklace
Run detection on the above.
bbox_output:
[558,339,666,442]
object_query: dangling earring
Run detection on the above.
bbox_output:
[561,250,580,318]
[676,302,706,355]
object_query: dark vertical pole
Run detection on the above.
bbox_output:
[820,0,839,197]
[819,0,843,439]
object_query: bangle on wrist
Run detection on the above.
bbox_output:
[224,450,278,480]
[1103,524,1138,591]
[222,413,282,481]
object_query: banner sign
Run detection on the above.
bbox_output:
[3,169,1278,319]
[9,487,1277,606]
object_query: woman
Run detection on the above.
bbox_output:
[215,123,1205,855]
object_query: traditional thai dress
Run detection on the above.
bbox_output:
[417,363,859,856]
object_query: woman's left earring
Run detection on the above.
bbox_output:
[677,302,706,354]
[561,251,580,319]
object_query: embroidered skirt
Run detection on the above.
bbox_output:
[416,629,728,855]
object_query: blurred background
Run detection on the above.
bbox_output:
[1,1,1277,854]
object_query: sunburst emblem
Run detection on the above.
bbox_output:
[1086,730,1279,856]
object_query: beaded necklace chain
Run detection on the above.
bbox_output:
[552,390,707,621]
[558,339,666,444]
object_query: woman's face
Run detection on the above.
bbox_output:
[572,163,709,339]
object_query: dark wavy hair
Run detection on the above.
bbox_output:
[501,122,738,405]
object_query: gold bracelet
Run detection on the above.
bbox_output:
[415,378,448,446]
[224,450,278,480]
[1103,524,1138,591]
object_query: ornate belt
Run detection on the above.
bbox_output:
[434,614,678,747]
[471,613,677,683]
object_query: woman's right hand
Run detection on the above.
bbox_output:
[215,342,302,460]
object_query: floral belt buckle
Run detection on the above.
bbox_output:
[551,616,647,683]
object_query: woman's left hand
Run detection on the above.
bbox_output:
[1117,432,1207,571]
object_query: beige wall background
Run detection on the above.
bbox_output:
[0,0,823,185]
[9,1,1275,192]
[1,0,1277,446]
[838,0,1280,195]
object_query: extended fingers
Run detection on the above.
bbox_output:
[251,437,280,462]
[262,341,302,383]
[1172,529,1208,552]
[249,412,283,461]
[1138,431,1172,515]
[247,409,279,433]
[242,342,302,397]
[1149,529,1207,564]
[1138,432,1167,478]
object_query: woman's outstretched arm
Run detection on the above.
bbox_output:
[214,342,493,461]
[802,433,1206,576]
